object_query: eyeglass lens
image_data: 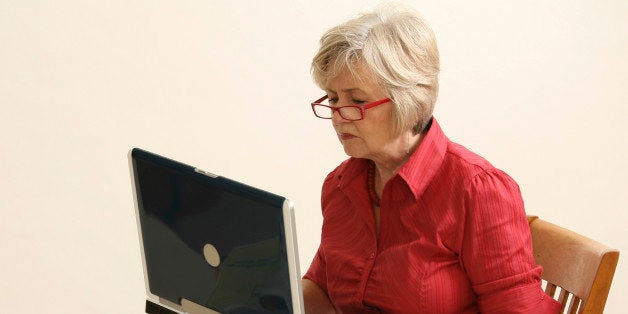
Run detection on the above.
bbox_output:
[313,104,362,120]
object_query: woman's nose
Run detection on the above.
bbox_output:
[331,109,349,123]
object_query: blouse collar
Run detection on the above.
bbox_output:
[334,117,449,201]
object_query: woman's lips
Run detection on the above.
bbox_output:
[339,133,357,140]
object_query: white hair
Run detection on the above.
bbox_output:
[312,4,440,135]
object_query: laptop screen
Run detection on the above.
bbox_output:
[130,148,300,313]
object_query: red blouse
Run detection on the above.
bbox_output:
[304,119,560,313]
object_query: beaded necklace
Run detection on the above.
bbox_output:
[367,161,381,207]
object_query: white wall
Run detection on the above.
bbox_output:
[1,0,626,313]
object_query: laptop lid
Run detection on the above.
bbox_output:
[129,148,304,314]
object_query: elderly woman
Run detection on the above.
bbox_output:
[302,5,561,314]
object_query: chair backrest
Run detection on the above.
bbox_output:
[527,216,619,314]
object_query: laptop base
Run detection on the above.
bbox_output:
[146,300,178,314]
[145,299,220,314]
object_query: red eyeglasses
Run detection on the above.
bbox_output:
[310,95,391,121]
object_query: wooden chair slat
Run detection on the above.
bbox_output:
[567,295,580,314]
[545,282,557,297]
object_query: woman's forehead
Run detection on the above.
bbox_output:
[324,63,380,94]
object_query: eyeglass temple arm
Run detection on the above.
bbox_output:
[364,98,391,109]
[313,95,328,104]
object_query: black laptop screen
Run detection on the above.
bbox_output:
[133,151,293,313]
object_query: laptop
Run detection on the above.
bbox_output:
[128,148,305,314]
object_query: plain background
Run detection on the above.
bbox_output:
[1,0,626,313]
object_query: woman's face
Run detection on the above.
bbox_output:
[324,65,405,162]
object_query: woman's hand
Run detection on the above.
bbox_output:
[302,279,338,314]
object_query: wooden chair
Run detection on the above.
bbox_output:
[527,216,619,313]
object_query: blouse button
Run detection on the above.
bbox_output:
[368,252,375,259]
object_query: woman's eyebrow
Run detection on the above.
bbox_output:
[325,87,364,94]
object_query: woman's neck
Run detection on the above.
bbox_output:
[371,131,424,194]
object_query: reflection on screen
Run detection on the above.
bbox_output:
[135,158,292,313]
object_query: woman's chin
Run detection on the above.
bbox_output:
[342,145,366,159]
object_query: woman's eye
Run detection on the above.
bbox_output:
[328,97,339,104]
[352,99,366,104]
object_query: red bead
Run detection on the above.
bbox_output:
[367,161,381,207]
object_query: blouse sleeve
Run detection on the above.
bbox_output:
[303,246,328,292]
[461,169,561,313]
[303,169,339,293]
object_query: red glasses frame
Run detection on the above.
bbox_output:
[310,95,391,121]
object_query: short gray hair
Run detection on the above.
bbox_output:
[312,4,440,135]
